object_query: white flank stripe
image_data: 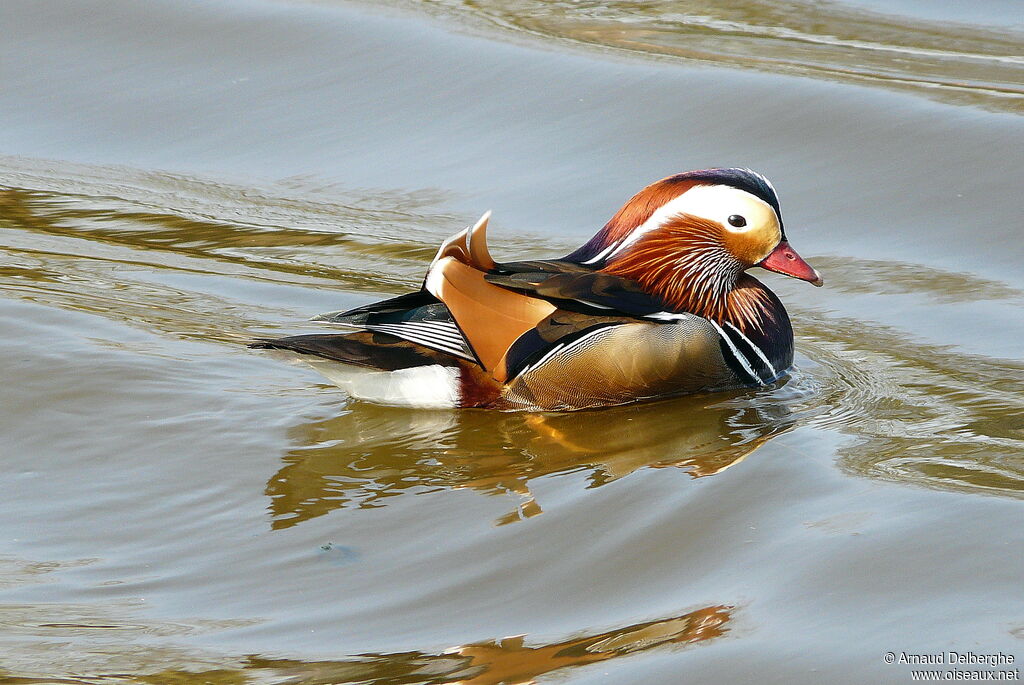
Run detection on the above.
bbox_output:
[574,299,613,309]
[707,320,762,385]
[645,311,688,321]
[520,343,564,376]
[411,322,466,340]
[369,324,459,345]
[371,321,456,335]
[413,320,460,328]
[518,326,616,378]
[725,322,777,380]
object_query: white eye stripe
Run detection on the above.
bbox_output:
[607,185,777,258]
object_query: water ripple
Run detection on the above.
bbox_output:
[801,314,1024,499]
[372,0,1024,112]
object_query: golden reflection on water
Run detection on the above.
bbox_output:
[0,180,440,294]
[2,164,1023,515]
[0,160,564,292]
[267,392,794,528]
[237,604,731,685]
[0,553,731,683]
[2,157,1024,681]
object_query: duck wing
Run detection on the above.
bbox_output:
[484,265,671,319]
[420,213,559,381]
[312,293,474,361]
[249,330,453,369]
[277,213,689,388]
[303,212,557,378]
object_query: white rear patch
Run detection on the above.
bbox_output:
[305,361,461,409]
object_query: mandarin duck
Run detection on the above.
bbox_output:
[253,168,822,410]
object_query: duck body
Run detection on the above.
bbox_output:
[253,168,821,411]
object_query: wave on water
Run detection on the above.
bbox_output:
[0,554,731,683]
[370,0,1024,112]
[2,156,1023,524]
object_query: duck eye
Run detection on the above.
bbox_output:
[728,214,747,228]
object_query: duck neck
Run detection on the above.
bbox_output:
[721,275,779,334]
[604,250,779,333]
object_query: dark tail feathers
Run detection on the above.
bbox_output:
[249,332,451,371]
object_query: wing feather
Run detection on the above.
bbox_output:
[485,266,670,318]
[295,215,677,384]
[426,256,556,381]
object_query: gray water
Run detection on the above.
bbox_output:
[1,0,1023,682]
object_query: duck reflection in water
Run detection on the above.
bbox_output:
[238,604,732,685]
[266,387,796,528]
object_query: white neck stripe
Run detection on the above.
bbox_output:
[724,321,777,380]
[582,242,617,265]
[707,319,762,385]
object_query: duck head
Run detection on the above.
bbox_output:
[566,168,822,320]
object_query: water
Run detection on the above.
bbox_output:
[381,0,1024,111]
[1,0,1022,682]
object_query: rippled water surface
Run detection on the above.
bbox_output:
[2,0,1023,682]
[377,0,1024,111]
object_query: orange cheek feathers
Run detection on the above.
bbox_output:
[723,222,782,266]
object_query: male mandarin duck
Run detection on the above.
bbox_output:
[253,168,822,410]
